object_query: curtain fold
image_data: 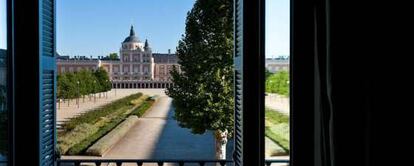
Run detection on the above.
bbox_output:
[314,0,335,166]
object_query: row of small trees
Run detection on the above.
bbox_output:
[57,67,111,100]
[265,70,290,96]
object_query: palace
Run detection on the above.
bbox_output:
[265,56,289,73]
[57,26,179,89]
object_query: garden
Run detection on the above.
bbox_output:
[265,107,290,155]
[57,92,155,155]
[57,67,112,105]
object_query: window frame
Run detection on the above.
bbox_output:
[6,0,321,165]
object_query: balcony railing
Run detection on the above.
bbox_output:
[57,159,289,166]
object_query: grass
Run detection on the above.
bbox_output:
[265,107,290,152]
[130,98,155,117]
[86,116,139,156]
[58,93,156,155]
[66,113,128,155]
[62,93,143,132]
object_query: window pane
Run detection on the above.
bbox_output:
[0,0,8,163]
[265,0,290,165]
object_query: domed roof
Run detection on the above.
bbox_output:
[123,25,140,43]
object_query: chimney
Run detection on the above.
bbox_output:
[168,49,171,54]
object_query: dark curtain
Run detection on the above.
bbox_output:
[315,0,372,165]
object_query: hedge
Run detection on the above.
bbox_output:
[62,93,142,132]
[130,98,155,117]
[58,94,157,155]
[86,116,139,156]
[265,107,290,152]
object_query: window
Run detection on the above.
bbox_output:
[0,0,8,162]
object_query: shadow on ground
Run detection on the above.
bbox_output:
[149,103,234,165]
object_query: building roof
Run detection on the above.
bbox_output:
[153,53,178,63]
[123,25,140,43]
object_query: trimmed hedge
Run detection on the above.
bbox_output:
[265,123,290,152]
[86,116,139,156]
[130,98,155,117]
[59,94,156,155]
[58,93,143,155]
[66,112,129,155]
[62,93,143,132]
[265,107,290,152]
[58,123,99,154]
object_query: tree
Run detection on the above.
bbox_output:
[266,71,289,96]
[166,0,234,160]
[108,53,119,60]
[93,67,111,92]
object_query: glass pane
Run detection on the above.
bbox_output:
[265,0,290,165]
[0,0,8,164]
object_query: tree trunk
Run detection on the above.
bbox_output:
[215,129,228,161]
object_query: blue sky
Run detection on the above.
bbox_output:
[0,0,6,49]
[1,0,290,57]
[266,0,290,57]
[57,0,195,56]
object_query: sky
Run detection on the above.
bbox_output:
[57,0,195,56]
[0,0,6,49]
[266,0,290,58]
[1,0,290,57]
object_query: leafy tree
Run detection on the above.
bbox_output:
[166,0,234,159]
[107,53,119,60]
[265,69,273,80]
[266,71,289,96]
[93,67,111,92]
[57,67,111,102]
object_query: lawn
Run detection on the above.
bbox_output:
[265,107,290,152]
[58,93,155,155]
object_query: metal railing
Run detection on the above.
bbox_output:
[57,159,289,166]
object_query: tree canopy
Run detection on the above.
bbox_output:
[166,0,234,137]
[265,70,290,96]
[57,67,111,99]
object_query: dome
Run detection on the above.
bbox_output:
[123,25,140,43]
[123,36,140,43]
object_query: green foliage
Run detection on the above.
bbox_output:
[86,116,139,156]
[130,99,155,117]
[265,69,273,80]
[58,123,99,154]
[57,68,111,99]
[265,107,289,124]
[62,93,142,131]
[166,0,234,137]
[265,124,290,152]
[265,71,289,96]
[107,53,119,60]
[58,93,157,155]
[94,67,112,92]
[265,108,290,152]
[66,116,126,155]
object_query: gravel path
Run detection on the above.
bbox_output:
[57,89,166,127]
[265,93,290,115]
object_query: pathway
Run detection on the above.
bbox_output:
[57,89,166,127]
[265,93,290,115]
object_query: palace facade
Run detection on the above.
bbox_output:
[265,56,289,73]
[57,26,179,89]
